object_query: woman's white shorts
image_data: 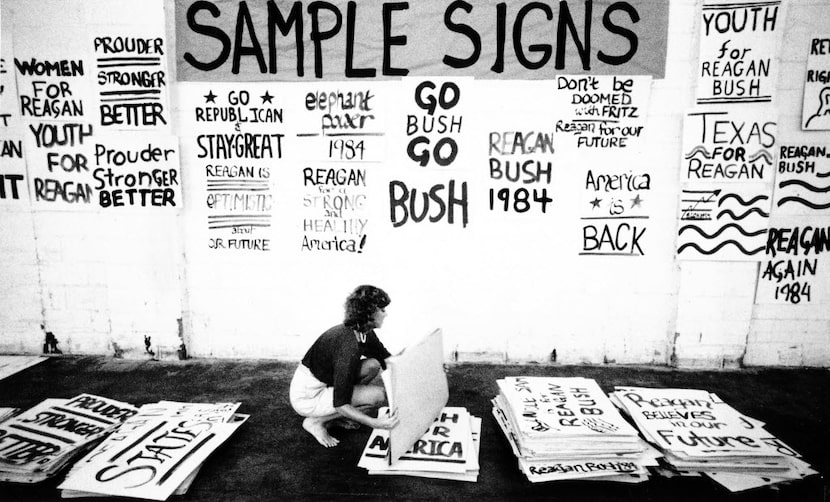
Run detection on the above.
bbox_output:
[289,364,336,417]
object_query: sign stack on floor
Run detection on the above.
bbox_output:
[59,401,247,500]
[492,376,660,483]
[357,330,481,481]
[0,394,138,483]
[610,387,818,492]
[358,406,481,481]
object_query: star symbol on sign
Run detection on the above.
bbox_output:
[590,197,602,209]
[204,90,217,104]
[631,194,643,208]
[261,91,274,104]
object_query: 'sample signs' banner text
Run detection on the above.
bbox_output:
[175,0,670,81]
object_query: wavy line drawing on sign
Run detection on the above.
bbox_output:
[773,143,830,215]
[677,186,771,261]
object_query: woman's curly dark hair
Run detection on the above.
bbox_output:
[344,285,390,332]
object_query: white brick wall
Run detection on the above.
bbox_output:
[0,0,827,367]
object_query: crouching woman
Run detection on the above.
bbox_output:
[289,285,399,447]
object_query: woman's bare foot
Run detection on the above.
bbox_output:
[302,417,339,447]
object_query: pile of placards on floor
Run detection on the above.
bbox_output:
[492,376,660,483]
[358,407,481,482]
[0,394,138,484]
[609,386,818,493]
[59,400,247,500]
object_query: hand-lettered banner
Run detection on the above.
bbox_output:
[696,0,786,105]
[802,36,830,130]
[175,0,670,81]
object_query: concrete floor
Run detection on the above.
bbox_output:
[0,356,827,501]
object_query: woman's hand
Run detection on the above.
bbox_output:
[373,409,399,430]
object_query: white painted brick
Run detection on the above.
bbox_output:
[0,0,827,366]
[678,261,760,298]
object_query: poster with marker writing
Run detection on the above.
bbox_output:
[0,394,137,482]
[681,108,777,186]
[677,108,776,260]
[294,82,389,254]
[696,0,785,106]
[496,377,638,438]
[612,387,793,459]
[552,75,651,153]
[294,83,387,163]
[759,143,830,303]
[359,407,474,474]
[91,133,181,210]
[482,86,556,223]
[23,122,97,210]
[0,23,28,207]
[177,82,287,254]
[11,23,96,210]
[58,417,243,500]
[755,215,830,305]
[802,36,830,130]
[384,77,474,236]
[677,183,771,261]
[580,157,653,257]
[87,27,171,131]
[11,24,95,124]
[771,143,830,216]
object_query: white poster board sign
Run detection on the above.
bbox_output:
[382,328,449,465]
[802,36,830,130]
[696,0,785,105]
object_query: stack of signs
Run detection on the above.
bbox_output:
[59,401,247,500]
[610,387,818,492]
[358,406,481,482]
[492,377,659,483]
[0,394,138,483]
